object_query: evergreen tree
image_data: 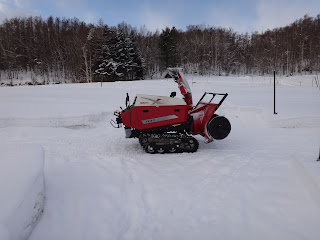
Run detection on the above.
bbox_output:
[94,27,144,81]
[128,31,145,79]
[94,27,122,81]
[114,28,130,79]
[159,27,179,70]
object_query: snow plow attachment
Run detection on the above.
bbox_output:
[206,115,231,140]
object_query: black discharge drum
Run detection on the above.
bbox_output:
[206,115,231,140]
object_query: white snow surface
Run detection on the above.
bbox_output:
[0,144,45,240]
[0,74,320,239]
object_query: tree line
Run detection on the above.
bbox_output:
[0,14,319,83]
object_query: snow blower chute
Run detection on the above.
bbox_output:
[111,68,231,153]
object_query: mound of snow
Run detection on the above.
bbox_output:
[0,144,45,240]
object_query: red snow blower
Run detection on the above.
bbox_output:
[111,68,231,153]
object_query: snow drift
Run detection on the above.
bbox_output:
[0,144,45,240]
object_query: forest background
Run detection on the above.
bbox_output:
[0,14,319,84]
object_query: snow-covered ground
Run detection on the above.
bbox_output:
[0,144,45,240]
[0,74,319,239]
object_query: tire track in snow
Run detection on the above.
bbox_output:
[0,112,110,129]
[116,157,152,240]
[269,116,320,129]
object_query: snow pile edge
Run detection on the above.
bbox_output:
[0,144,45,240]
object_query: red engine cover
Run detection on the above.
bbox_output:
[121,105,189,130]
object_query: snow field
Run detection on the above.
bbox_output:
[0,144,45,240]
[0,74,319,239]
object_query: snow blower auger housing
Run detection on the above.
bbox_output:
[111,68,231,153]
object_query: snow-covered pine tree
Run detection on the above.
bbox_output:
[129,31,145,80]
[114,28,130,80]
[114,28,145,80]
[94,26,144,81]
[94,27,121,81]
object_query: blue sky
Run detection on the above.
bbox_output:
[0,0,320,33]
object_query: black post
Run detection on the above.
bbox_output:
[274,71,277,114]
[317,146,320,161]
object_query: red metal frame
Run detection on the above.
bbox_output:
[176,72,193,108]
[189,92,228,140]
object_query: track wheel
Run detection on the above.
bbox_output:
[139,135,148,146]
[187,137,199,152]
[169,147,176,153]
[145,144,155,154]
[157,147,165,154]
